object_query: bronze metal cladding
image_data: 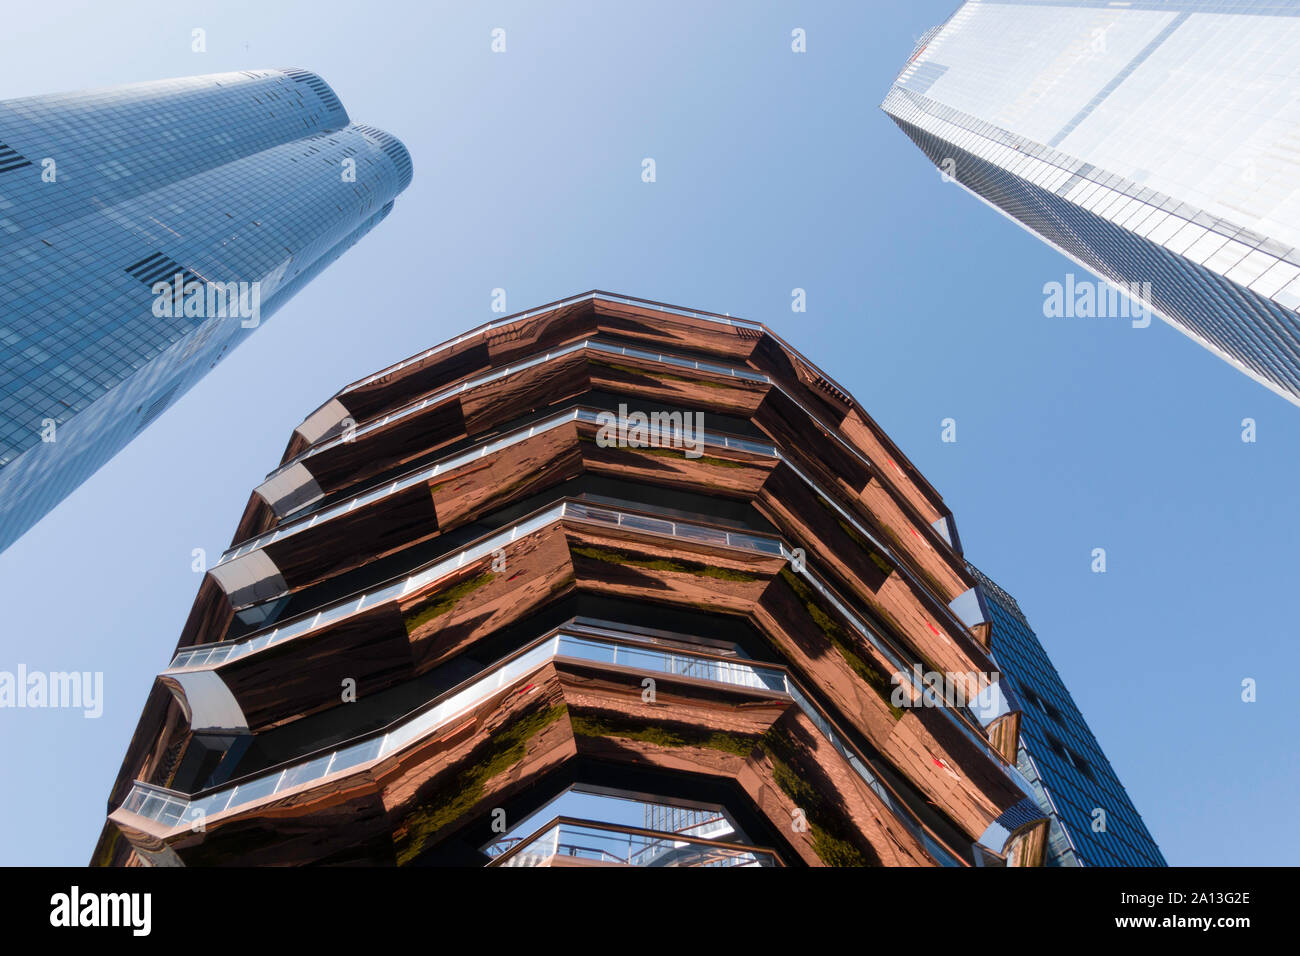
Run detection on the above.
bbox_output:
[93,292,1042,868]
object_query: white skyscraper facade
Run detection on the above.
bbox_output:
[884,0,1300,406]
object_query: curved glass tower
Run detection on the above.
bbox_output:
[0,69,413,551]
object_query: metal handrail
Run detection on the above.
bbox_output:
[487,816,782,868]
[134,618,976,866]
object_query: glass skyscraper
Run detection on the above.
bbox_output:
[883,0,1300,406]
[0,69,412,552]
[970,566,1166,867]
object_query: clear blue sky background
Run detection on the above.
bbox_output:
[0,0,1294,866]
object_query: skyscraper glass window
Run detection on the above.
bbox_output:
[883,0,1300,406]
[0,69,412,551]
[970,566,1166,867]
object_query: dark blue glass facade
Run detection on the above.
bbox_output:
[0,69,412,551]
[972,567,1166,867]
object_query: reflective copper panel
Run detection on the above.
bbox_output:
[93,292,1044,867]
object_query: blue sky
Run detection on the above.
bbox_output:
[0,0,1294,866]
